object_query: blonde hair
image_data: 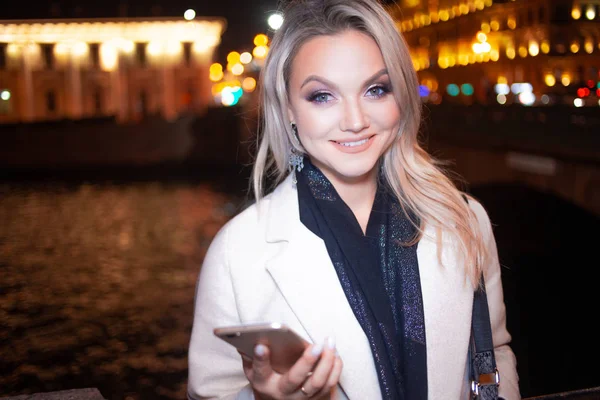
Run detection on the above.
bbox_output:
[251,0,485,287]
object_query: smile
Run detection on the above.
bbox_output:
[331,135,375,154]
[336,138,369,147]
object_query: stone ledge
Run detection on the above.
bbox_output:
[0,388,105,400]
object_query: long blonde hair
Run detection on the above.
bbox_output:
[251,0,485,287]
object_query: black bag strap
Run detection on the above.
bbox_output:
[462,194,499,399]
[469,275,500,399]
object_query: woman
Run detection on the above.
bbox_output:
[187,0,520,399]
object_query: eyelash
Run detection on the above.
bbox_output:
[307,92,333,104]
[367,84,391,98]
[307,84,391,104]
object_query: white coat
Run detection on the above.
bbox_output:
[187,175,520,400]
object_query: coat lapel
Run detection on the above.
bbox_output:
[264,177,382,400]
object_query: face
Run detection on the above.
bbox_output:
[287,30,401,187]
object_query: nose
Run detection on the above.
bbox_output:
[340,98,369,133]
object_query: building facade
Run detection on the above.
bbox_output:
[0,17,225,124]
[388,0,600,106]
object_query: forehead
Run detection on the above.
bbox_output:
[289,30,386,84]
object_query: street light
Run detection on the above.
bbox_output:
[184,9,196,21]
[268,13,284,30]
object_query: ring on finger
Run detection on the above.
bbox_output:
[300,386,311,397]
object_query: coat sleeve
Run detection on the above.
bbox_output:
[471,200,521,400]
[187,223,255,400]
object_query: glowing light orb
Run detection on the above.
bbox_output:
[184,9,196,21]
[268,13,284,30]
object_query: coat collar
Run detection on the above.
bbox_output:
[264,175,299,243]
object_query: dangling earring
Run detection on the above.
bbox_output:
[289,122,304,185]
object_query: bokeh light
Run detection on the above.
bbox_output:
[231,63,244,76]
[240,52,253,64]
[227,51,241,64]
[585,5,596,20]
[518,91,535,106]
[242,77,257,92]
[541,94,550,105]
[253,34,269,47]
[253,45,268,59]
[446,84,460,96]
[460,83,474,96]
[184,9,196,21]
[268,13,284,30]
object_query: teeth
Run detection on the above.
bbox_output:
[338,138,369,147]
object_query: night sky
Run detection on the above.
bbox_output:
[0,0,282,62]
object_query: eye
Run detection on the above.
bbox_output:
[366,84,391,99]
[307,92,334,104]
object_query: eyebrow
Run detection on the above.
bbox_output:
[300,68,389,90]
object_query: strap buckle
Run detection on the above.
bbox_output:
[470,369,500,396]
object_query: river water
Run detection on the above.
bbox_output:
[0,179,247,400]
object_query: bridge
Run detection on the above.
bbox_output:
[424,104,600,217]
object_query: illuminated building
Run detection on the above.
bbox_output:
[0,17,225,123]
[388,0,600,106]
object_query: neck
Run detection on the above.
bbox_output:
[323,167,379,234]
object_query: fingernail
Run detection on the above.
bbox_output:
[311,343,323,357]
[327,336,336,349]
[254,344,267,358]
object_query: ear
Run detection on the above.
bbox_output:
[287,106,296,124]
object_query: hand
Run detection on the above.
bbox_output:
[241,337,343,399]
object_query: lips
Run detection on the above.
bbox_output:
[331,134,375,145]
[330,134,376,154]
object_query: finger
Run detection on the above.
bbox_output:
[241,357,253,380]
[252,344,274,384]
[239,350,255,380]
[278,340,324,394]
[300,337,337,395]
[313,356,343,398]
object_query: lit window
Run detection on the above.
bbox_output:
[585,5,596,20]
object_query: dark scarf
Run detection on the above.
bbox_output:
[296,158,428,400]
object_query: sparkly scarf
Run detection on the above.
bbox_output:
[296,158,427,400]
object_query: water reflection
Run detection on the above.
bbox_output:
[0,181,244,400]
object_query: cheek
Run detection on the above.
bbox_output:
[295,106,338,139]
[372,102,401,130]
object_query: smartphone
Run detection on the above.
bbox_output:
[213,322,310,373]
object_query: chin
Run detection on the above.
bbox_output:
[329,162,379,182]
